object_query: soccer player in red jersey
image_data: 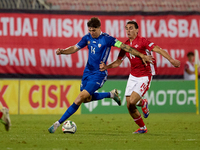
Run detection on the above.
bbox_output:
[100,21,180,134]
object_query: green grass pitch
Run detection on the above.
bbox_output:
[0,113,200,150]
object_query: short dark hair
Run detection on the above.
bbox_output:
[187,51,194,57]
[87,17,101,28]
[126,21,139,29]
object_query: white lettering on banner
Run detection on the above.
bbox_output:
[73,19,84,37]
[144,89,196,106]
[0,47,36,66]
[40,49,72,67]
[22,18,33,36]
[62,19,73,37]
[145,91,155,105]
[147,20,158,37]
[1,16,199,38]
[158,20,168,37]
[143,19,200,38]
[60,55,72,67]
[141,19,146,37]
[156,90,166,105]
[84,101,98,112]
[0,17,38,36]
[43,18,56,37]
[188,90,196,104]
[106,20,119,37]
[189,19,199,37]
[105,19,136,38]
[178,19,188,37]
[176,90,187,105]
[167,90,177,105]
[15,17,21,36]
[168,19,177,37]
[42,18,88,38]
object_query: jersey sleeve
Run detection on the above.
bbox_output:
[105,35,118,47]
[143,38,156,51]
[75,35,88,49]
[117,49,126,60]
[184,63,189,70]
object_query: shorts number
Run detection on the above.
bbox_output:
[140,83,147,92]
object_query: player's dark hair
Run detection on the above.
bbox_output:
[87,17,101,28]
[187,51,194,57]
[126,21,139,29]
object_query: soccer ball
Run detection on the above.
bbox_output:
[62,120,77,134]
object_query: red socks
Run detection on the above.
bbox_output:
[134,115,145,127]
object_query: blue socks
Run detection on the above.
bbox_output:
[58,103,80,124]
[91,92,110,101]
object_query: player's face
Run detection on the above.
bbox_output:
[125,24,138,39]
[188,55,194,62]
[88,27,101,38]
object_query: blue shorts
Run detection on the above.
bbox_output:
[80,71,107,95]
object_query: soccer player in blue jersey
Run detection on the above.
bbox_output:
[48,17,153,133]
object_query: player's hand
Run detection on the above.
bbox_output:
[142,55,153,66]
[99,61,107,71]
[56,48,63,55]
[170,59,180,68]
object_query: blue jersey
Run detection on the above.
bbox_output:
[76,32,117,73]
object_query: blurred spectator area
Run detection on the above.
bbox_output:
[0,0,200,11]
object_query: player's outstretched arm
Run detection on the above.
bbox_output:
[152,46,180,68]
[119,43,153,66]
[56,45,79,55]
[99,59,123,71]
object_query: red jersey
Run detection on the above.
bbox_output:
[118,35,157,77]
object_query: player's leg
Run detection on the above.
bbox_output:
[0,107,11,131]
[126,92,147,134]
[125,75,149,133]
[84,74,121,105]
[135,76,152,118]
[136,98,149,118]
[90,89,121,106]
[48,90,90,133]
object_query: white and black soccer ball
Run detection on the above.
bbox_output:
[62,120,77,134]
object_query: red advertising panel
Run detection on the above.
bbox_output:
[0,12,200,77]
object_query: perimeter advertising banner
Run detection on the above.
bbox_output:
[0,80,18,114]
[81,80,199,114]
[0,11,200,77]
[0,80,81,114]
[19,80,81,114]
[0,79,199,114]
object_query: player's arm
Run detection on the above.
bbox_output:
[152,45,180,68]
[185,68,195,74]
[56,45,79,55]
[100,59,123,71]
[185,64,195,74]
[114,41,153,66]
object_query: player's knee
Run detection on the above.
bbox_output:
[75,93,90,105]
[129,97,137,105]
[83,96,92,103]
[127,103,137,113]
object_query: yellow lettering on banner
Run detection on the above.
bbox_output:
[20,80,81,114]
[0,80,19,114]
